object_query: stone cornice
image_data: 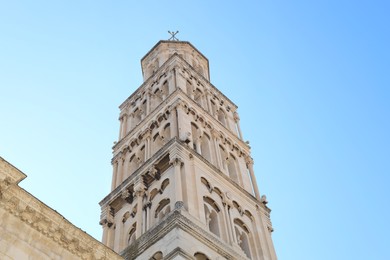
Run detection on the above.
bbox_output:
[0,156,26,185]
[103,139,269,216]
[101,138,177,208]
[0,158,122,260]
[121,206,248,260]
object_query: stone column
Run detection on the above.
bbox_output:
[170,157,184,203]
[111,161,118,190]
[121,114,128,138]
[234,112,243,139]
[146,92,151,115]
[127,113,133,132]
[212,131,222,169]
[119,117,123,139]
[134,181,145,238]
[144,131,152,159]
[222,201,234,245]
[247,158,261,200]
[170,107,178,138]
[116,157,124,187]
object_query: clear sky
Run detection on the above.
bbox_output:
[1,1,389,259]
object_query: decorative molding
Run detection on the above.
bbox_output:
[0,159,122,260]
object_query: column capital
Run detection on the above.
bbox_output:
[170,157,184,167]
[245,157,254,166]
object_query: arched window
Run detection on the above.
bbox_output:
[152,88,163,110]
[194,252,210,260]
[155,198,171,220]
[162,123,171,141]
[227,154,239,184]
[217,109,227,126]
[234,218,252,259]
[200,133,212,162]
[203,196,221,238]
[191,123,200,152]
[194,88,203,107]
[160,178,170,193]
[150,251,163,260]
[162,81,169,99]
[128,223,136,245]
[186,80,194,96]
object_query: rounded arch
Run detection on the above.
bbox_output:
[194,252,210,260]
[150,251,163,260]
[155,198,171,218]
[160,178,170,192]
[149,188,159,201]
[128,223,136,245]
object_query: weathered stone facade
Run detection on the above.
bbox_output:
[100,41,277,260]
[0,157,122,260]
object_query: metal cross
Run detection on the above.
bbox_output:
[168,31,179,41]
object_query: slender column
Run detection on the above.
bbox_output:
[222,202,234,245]
[170,107,178,138]
[212,133,222,169]
[134,182,145,238]
[206,92,212,113]
[146,93,150,114]
[115,157,124,187]
[227,205,238,244]
[111,161,118,190]
[195,138,202,154]
[144,131,152,159]
[127,113,133,132]
[234,112,243,139]
[247,158,261,200]
[121,114,128,138]
[122,152,130,181]
[119,117,124,139]
[170,157,183,202]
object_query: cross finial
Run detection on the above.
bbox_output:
[168,31,179,41]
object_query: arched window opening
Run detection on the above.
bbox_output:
[160,178,170,193]
[191,123,200,152]
[228,155,239,184]
[186,80,194,97]
[150,251,163,260]
[200,133,212,162]
[149,188,159,201]
[210,100,217,115]
[201,177,212,192]
[194,88,203,107]
[208,210,220,237]
[161,81,169,100]
[128,154,137,175]
[194,252,210,260]
[155,198,171,219]
[203,196,220,212]
[217,109,227,126]
[235,227,252,259]
[128,223,136,245]
[203,197,221,238]
[152,133,164,154]
[163,123,171,141]
[122,211,130,223]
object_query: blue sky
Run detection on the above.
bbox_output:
[1,1,389,259]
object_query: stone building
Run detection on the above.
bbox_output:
[99,40,277,259]
[0,39,276,260]
[0,157,121,260]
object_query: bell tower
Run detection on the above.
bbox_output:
[99,40,277,260]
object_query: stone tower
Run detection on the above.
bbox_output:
[99,40,277,260]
